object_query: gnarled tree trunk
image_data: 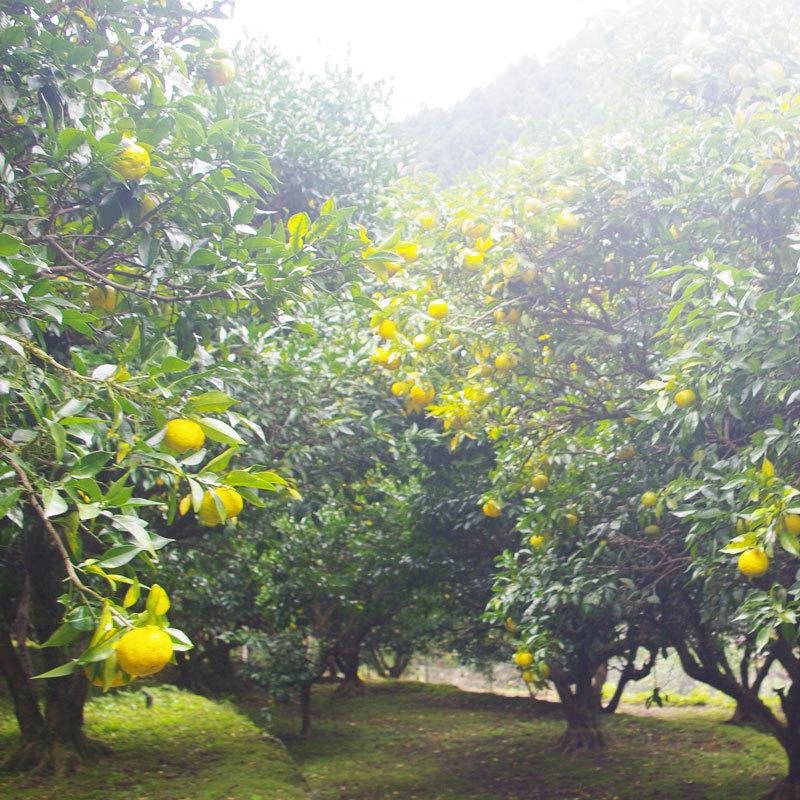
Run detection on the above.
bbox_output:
[299,681,312,735]
[1,522,109,775]
[550,662,607,753]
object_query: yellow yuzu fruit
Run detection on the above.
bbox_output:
[513,651,533,668]
[531,474,549,491]
[116,625,173,677]
[197,486,244,526]
[784,514,800,536]
[738,548,769,578]
[482,499,502,518]
[428,299,449,319]
[114,142,150,181]
[641,491,658,508]
[163,418,205,453]
[674,389,697,409]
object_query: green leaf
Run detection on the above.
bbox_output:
[187,391,236,413]
[71,451,112,479]
[0,233,22,256]
[56,128,86,158]
[778,526,800,557]
[123,576,140,608]
[42,487,68,518]
[201,446,239,474]
[198,417,244,445]
[33,622,83,649]
[32,661,78,679]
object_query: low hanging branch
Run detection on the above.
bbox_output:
[0,434,102,603]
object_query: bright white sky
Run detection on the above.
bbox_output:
[220,0,629,119]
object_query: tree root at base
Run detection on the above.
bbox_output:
[763,782,800,800]
[555,725,608,754]
[1,736,111,777]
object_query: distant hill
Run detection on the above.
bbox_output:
[395,0,800,182]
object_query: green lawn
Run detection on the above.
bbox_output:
[267,681,787,800]
[1,681,789,799]
[0,686,307,800]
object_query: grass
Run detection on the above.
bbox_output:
[266,680,788,800]
[0,685,307,800]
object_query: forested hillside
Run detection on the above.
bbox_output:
[397,0,800,181]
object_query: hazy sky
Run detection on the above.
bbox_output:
[220,0,629,118]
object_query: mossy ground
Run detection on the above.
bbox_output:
[0,681,789,799]
[0,685,306,800]
[268,681,787,800]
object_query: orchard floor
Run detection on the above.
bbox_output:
[266,681,787,800]
[0,681,789,800]
[0,686,306,800]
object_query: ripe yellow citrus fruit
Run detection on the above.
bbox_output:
[495,352,517,371]
[391,381,408,397]
[413,333,432,350]
[116,625,173,677]
[531,473,549,491]
[556,210,580,234]
[197,486,244,526]
[513,651,533,668]
[373,348,401,370]
[462,249,483,269]
[207,57,236,86]
[483,499,502,518]
[409,384,435,406]
[505,616,516,633]
[83,667,127,689]
[378,319,398,340]
[555,184,577,202]
[565,513,579,528]
[674,389,696,409]
[114,143,151,181]
[644,524,661,537]
[382,352,401,370]
[164,418,205,453]
[738,548,769,578]
[758,59,785,85]
[784,514,800,536]
[617,445,636,461]
[524,197,544,215]
[521,670,536,683]
[528,534,545,549]
[416,211,435,229]
[641,491,657,508]
[178,494,192,516]
[87,286,118,311]
[428,299,449,319]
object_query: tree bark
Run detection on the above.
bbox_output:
[550,663,607,752]
[764,744,800,799]
[387,653,411,680]
[2,522,110,775]
[602,646,657,715]
[558,702,607,753]
[335,642,365,694]
[0,624,45,753]
[299,681,312,736]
